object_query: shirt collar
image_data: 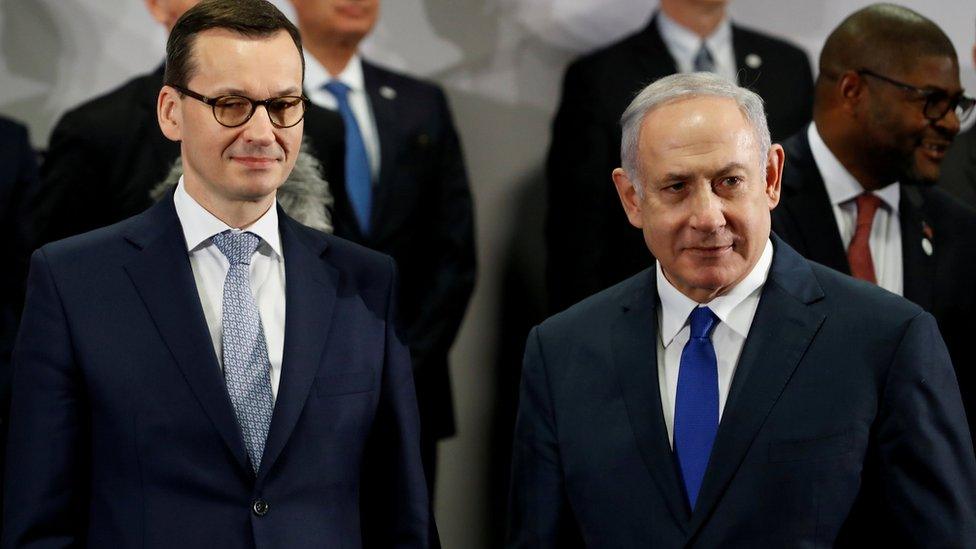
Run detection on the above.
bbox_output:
[656,9,732,64]
[304,51,365,93]
[657,238,773,346]
[808,123,900,213]
[173,176,282,258]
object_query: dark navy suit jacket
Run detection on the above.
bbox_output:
[3,194,431,548]
[508,236,976,547]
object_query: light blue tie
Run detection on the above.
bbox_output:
[212,230,274,474]
[694,43,715,73]
[674,306,719,510]
[324,80,372,233]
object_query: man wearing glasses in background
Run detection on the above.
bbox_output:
[772,4,976,441]
[3,1,432,547]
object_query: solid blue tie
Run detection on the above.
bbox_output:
[212,230,275,474]
[674,306,719,510]
[324,80,372,233]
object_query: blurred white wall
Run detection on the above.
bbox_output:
[1,1,974,547]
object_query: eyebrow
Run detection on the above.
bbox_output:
[210,86,302,97]
[658,162,750,183]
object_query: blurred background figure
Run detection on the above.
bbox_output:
[27,0,195,246]
[289,0,476,499]
[939,19,976,208]
[0,115,38,524]
[545,0,814,314]
[772,4,976,440]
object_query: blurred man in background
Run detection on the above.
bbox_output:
[772,4,976,439]
[546,0,814,314]
[289,0,476,498]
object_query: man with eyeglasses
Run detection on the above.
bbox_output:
[30,0,345,249]
[3,1,433,547]
[772,3,976,440]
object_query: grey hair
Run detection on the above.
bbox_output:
[619,72,771,198]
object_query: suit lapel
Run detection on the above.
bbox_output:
[122,195,250,473]
[611,272,691,531]
[686,238,826,538]
[257,214,338,482]
[781,133,851,274]
[899,184,936,311]
[362,61,398,241]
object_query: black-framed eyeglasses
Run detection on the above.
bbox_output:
[167,84,309,128]
[857,68,975,123]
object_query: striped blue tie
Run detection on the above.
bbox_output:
[324,80,372,233]
[212,230,275,474]
[674,306,719,509]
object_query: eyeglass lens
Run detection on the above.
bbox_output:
[923,93,975,122]
[213,96,305,127]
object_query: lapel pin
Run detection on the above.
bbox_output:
[380,86,397,100]
[745,53,762,69]
[922,238,933,256]
[921,221,934,256]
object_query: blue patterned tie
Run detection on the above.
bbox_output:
[674,306,719,510]
[324,80,372,233]
[694,43,715,73]
[212,230,275,474]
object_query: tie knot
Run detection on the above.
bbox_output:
[323,80,350,102]
[688,306,718,339]
[694,43,715,72]
[212,230,260,266]
[854,193,883,227]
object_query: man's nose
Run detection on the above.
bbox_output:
[689,188,726,232]
[241,105,276,144]
[934,106,961,137]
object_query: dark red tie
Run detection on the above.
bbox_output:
[847,193,882,284]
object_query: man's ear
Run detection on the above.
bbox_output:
[158,86,183,143]
[765,144,785,210]
[612,167,645,229]
[838,70,866,115]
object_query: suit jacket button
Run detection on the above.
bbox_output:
[252,499,269,517]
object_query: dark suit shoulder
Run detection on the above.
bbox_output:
[0,116,29,141]
[52,72,158,135]
[805,259,923,325]
[362,60,445,99]
[730,23,809,59]
[538,268,651,338]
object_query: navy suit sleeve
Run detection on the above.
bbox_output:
[875,311,976,545]
[507,326,584,548]
[3,249,90,548]
[402,88,475,369]
[360,257,434,548]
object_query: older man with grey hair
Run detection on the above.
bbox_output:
[507,72,976,547]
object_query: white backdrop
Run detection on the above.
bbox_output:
[1,1,974,546]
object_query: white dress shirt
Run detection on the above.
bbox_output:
[657,10,738,84]
[808,124,904,295]
[173,178,287,400]
[656,239,773,447]
[304,52,381,181]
